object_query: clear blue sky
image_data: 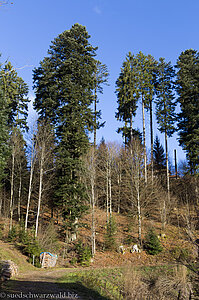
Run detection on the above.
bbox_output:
[1,0,198,165]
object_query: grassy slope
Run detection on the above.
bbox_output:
[0,240,35,272]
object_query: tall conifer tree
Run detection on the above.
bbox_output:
[115,52,139,146]
[33,24,99,234]
[135,52,156,183]
[176,49,199,174]
[155,57,176,229]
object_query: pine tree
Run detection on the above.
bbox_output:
[115,52,139,146]
[93,61,109,148]
[0,62,29,130]
[144,228,163,255]
[0,60,29,225]
[155,57,176,230]
[175,49,199,174]
[135,52,156,183]
[153,135,166,172]
[33,24,98,236]
[0,87,9,186]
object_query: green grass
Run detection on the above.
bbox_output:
[58,268,124,300]
[0,242,35,272]
[58,264,181,300]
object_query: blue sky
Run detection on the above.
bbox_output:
[1,0,198,165]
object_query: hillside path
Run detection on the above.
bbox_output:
[1,268,89,300]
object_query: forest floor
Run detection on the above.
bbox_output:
[0,207,198,299]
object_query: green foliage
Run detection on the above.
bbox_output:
[176,49,199,174]
[59,268,124,300]
[7,226,17,242]
[0,227,3,240]
[104,216,117,250]
[33,23,99,223]
[153,135,166,171]
[155,57,176,137]
[170,246,190,262]
[22,237,42,258]
[0,61,29,130]
[144,229,163,255]
[76,240,92,266]
[115,52,139,144]
[18,225,42,267]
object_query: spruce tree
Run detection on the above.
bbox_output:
[0,87,9,186]
[153,135,166,172]
[93,61,109,148]
[0,62,29,130]
[135,52,156,183]
[155,57,176,230]
[115,52,139,146]
[175,49,199,174]
[33,24,98,235]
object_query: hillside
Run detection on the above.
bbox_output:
[0,240,35,273]
[1,207,198,270]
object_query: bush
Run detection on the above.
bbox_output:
[7,226,17,242]
[76,240,92,266]
[23,238,42,258]
[170,246,190,262]
[18,227,30,245]
[104,216,117,250]
[144,229,163,255]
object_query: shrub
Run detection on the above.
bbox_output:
[18,227,30,245]
[170,246,190,262]
[23,238,42,258]
[37,221,60,253]
[7,226,17,242]
[76,240,92,266]
[144,229,163,255]
[104,216,117,250]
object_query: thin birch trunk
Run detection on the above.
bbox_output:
[162,130,170,231]
[137,183,141,246]
[165,131,170,203]
[150,99,154,184]
[9,146,15,230]
[25,138,36,232]
[106,161,109,224]
[18,166,22,222]
[35,144,44,238]
[94,81,97,149]
[142,95,147,184]
[0,190,2,217]
[91,175,95,257]
[108,165,112,218]
[117,173,121,214]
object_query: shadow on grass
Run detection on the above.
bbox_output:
[1,279,110,300]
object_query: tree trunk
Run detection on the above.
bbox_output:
[150,99,154,184]
[0,190,2,218]
[117,172,121,214]
[35,144,44,238]
[137,184,142,246]
[17,166,22,222]
[142,95,147,184]
[25,139,35,231]
[108,164,112,218]
[9,147,15,230]
[163,130,170,231]
[94,83,97,149]
[106,161,109,224]
[91,176,95,257]
[165,131,170,203]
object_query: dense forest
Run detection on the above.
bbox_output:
[0,23,198,297]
